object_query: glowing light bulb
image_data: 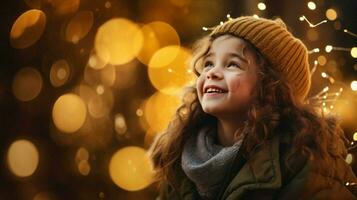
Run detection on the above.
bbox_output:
[351,47,357,58]
[307,2,316,10]
[325,45,333,53]
[257,2,266,10]
[351,80,357,91]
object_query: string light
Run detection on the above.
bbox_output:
[308,48,320,54]
[310,60,318,76]
[343,29,357,38]
[299,15,327,28]
[202,14,233,31]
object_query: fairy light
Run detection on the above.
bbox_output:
[351,47,357,58]
[253,14,259,19]
[299,15,327,28]
[202,14,233,32]
[310,60,318,76]
[344,29,357,38]
[257,2,266,10]
[307,1,316,10]
[325,45,333,53]
[321,72,328,78]
[346,182,357,186]
[353,132,357,141]
[351,80,357,91]
[308,48,320,54]
[325,45,353,56]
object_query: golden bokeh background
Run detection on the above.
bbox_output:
[0,0,356,199]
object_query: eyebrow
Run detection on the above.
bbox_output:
[204,52,248,63]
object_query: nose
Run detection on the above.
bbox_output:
[205,65,223,79]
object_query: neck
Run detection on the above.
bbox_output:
[216,117,245,147]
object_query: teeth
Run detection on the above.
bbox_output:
[206,88,225,93]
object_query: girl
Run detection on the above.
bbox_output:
[149,16,357,199]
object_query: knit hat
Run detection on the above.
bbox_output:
[210,16,311,103]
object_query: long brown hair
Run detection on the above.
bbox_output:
[149,34,348,190]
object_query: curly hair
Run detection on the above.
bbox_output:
[149,34,349,190]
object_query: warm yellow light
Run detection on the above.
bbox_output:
[65,11,93,44]
[351,47,357,58]
[325,45,333,53]
[148,46,194,95]
[10,9,46,49]
[78,160,90,175]
[346,153,353,164]
[351,80,357,91]
[326,8,337,21]
[7,140,39,177]
[143,92,181,134]
[321,72,328,78]
[75,147,89,163]
[88,51,108,70]
[95,18,143,65]
[137,21,180,65]
[114,113,127,135]
[136,109,143,116]
[96,85,105,95]
[307,1,316,10]
[109,146,154,191]
[12,67,43,101]
[50,59,70,87]
[257,2,266,10]
[52,93,87,133]
[353,132,357,141]
[317,55,327,65]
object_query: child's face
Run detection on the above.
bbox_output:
[196,35,259,119]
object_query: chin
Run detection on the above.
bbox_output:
[202,105,223,116]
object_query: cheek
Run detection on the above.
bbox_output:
[228,76,241,92]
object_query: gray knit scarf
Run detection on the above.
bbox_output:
[181,124,246,200]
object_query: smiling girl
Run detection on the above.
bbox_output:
[149,16,357,199]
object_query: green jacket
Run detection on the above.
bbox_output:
[159,134,357,200]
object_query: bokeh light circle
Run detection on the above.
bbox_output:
[10,9,46,49]
[95,18,143,65]
[65,11,94,44]
[326,8,337,21]
[50,59,70,87]
[52,93,87,133]
[137,21,180,65]
[12,67,43,102]
[148,45,194,94]
[7,139,39,177]
[143,92,181,134]
[109,146,154,191]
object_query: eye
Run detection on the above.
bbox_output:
[227,62,241,69]
[203,61,214,68]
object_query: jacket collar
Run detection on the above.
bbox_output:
[221,134,282,199]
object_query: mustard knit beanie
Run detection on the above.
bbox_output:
[210,16,311,103]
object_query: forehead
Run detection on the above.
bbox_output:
[208,35,248,55]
